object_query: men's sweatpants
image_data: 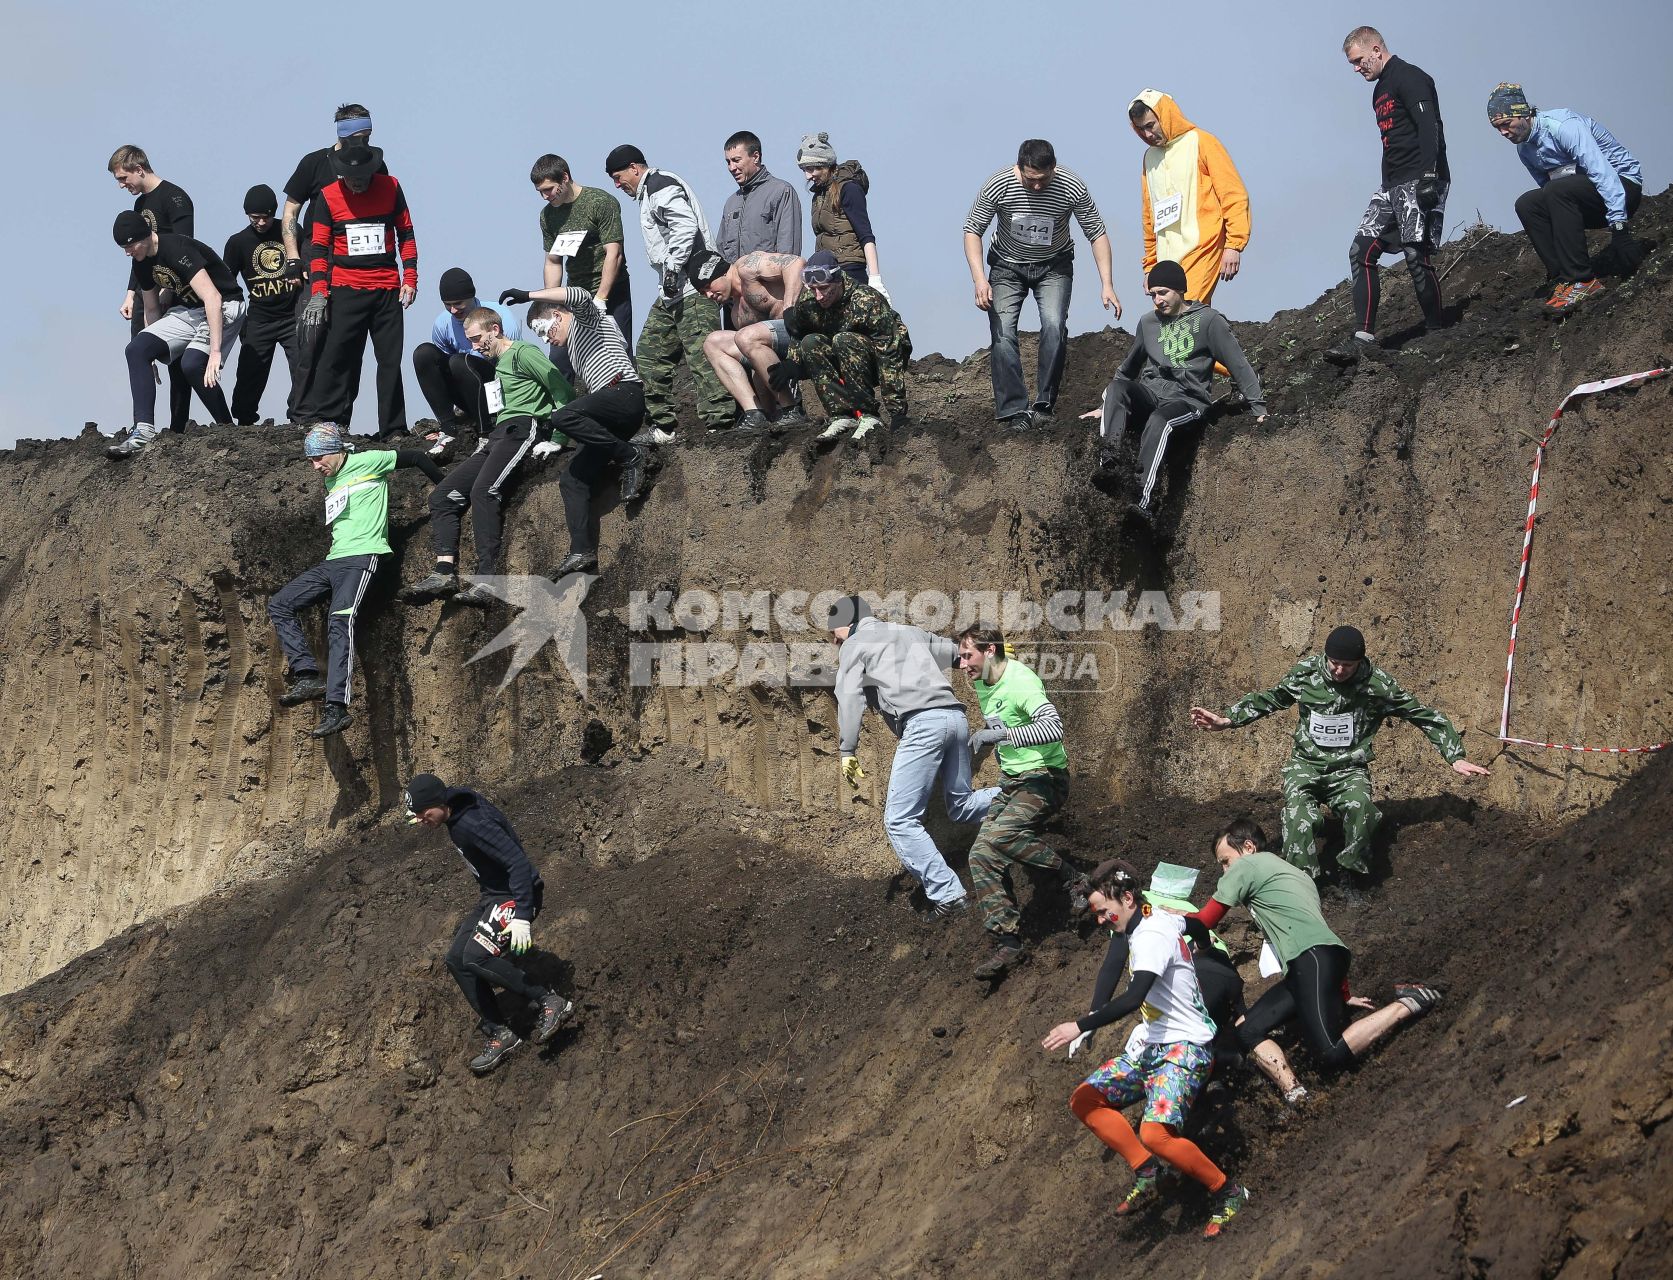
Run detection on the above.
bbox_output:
[882,706,1002,906]
[428,417,537,574]
[231,306,300,424]
[267,554,380,705]
[445,891,548,1032]
[301,287,407,437]
[1279,757,1380,875]
[555,382,646,557]
[637,294,732,430]
[968,768,1073,935]
[1097,377,1203,508]
[413,343,493,429]
[1515,174,1642,283]
[796,331,889,419]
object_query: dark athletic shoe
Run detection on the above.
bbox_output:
[1393,982,1443,1016]
[925,896,969,923]
[311,701,351,738]
[469,1025,523,1075]
[1115,1158,1163,1217]
[1065,873,1093,917]
[1324,332,1376,367]
[1001,411,1034,432]
[278,674,327,707]
[733,409,771,433]
[454,582,497,608]
[531,993,575,1045]
[1203,1181,1250,1239]
[399,571,459,604]
[1030,407,1055,426]
[619,447,647,502]
[771,405,810,429]
[550,552,599,579]
[972,935,1026,980]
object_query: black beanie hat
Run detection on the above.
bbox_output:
[439,267,475,303]
[604,143,646,174]
[1147,260,1188,295]
[1324,626,1366,661]
[112,209,149,246]
[686,251,729,290]
[243,184,278,215]
[404,773,449,813]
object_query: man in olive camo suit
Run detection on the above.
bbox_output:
[957,626,1091,980]
[766,250,912,443]
[1190,625,1489,875]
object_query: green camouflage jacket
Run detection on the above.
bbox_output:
[1224,652,1465,769]
[784,282,913,412]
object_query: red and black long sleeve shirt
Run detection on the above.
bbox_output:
[308,174,418,296]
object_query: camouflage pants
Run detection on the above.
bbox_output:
[1279,758,1381,876]
[797,331,884,418]
[969,769,1071,936]
[638,294,734,431]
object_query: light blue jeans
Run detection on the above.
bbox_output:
[883,706,1002,904]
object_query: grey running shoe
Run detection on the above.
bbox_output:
[1324,331,1377,366]
[631,426,677,446]
[107,423,159,459]
[532,993,575,1045]
[469,1025,523,1075]
[311,701,352,738]
[772,405,810,428]
[972,935,1026,980]
[925,896,969,923]
[400,571,459,603]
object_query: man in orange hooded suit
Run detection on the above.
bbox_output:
[1129,91,1252,305]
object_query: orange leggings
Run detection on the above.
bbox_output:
[1069,1082,1226,1191]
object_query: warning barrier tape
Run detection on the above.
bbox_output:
[1497,365,1670,754]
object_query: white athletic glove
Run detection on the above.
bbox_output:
[531,440,564,459]
[507,919,532,955]
[1068,1028,1093,1058]
[867,275,891,304]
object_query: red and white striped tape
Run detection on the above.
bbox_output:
[1497,365,1670,755]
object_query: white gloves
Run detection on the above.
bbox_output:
[867,275,891,304]
[1068,1029,1093,1058]
[531,440,565,459]
[507,919,532,955]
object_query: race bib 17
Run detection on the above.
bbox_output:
[547,230,587,259]
[485,380,505,414]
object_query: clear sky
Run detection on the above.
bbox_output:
[3,0,1669,445]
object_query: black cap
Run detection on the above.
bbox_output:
[330,142,384,181]
[604,143,646,174]
[686,251,729,290]
[113,209,150,246]
[439,267,475,303]
[1147,260,1188,294]
[1324,626,1366,661]
[823,594,873,631]
[404,772,449,813]
[244,184,278,215]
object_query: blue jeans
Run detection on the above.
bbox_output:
[987,251,1073,419]
[883,707,1001,905]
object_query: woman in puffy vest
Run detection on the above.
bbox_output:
[796,131,890,301]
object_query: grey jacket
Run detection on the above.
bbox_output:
[834,617,964,754]
[717,167,803,260]
[1118,302,1265,415]
[634,168,713,299]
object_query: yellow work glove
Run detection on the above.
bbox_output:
[841,756,865,788]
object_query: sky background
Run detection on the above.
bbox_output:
[3,0,1670,446]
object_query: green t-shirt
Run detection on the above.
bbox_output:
[1211,851,1344,971]
[539,187,626,296]
[973,659,1069,775]
[324,450,397,559]
[491,341,574,425]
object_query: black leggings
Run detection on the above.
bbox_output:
[1194,953,1249,1058]
[444,893,547,1031]
[1349,235,1443,333]
[126,333,231,426]
[1236,943,1355,1071]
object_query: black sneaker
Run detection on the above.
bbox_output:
[972,934,1026,980]
[619,447,647,502]
[311,701,351,738]
[1393,982,1443,1016]
[1324,332,1376,367]
[399,570,460,604]
[454,582,497,608]
[550,552,599,579]
[733,408,771,433]
[469,1025,523,1075]
[1001,411,1034,432]
[278,674,327,706]
[531,992,575,1045]
[771,405,810,429]
[925,896,969,923]
[1030,407,1055,426]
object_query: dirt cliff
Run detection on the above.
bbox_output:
[0,195,1669,1277]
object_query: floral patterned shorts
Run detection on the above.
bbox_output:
[1083,1040,1213,1127]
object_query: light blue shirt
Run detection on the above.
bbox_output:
[429,299,523,356]
[1516,108,1643,225]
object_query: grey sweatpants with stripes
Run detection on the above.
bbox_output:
[268,553,381,706]
[428,416,537,574]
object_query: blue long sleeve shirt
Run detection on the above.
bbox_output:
[429,299,523,356]
[1517,108,1643,224]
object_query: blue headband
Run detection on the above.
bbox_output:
[336,117,372,139]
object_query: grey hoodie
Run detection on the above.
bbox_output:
[834,617,964,754]
[1118,301,1265,415]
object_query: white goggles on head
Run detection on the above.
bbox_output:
[528,315,554,340]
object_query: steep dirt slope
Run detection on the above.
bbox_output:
[2,195,1670,996]
[0,748,1667,1279]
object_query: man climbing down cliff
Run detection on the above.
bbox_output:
[829,596,999,920]
[1189,625,1489,875]
[955,626,1090,980]
[406,772,575,1075]
[1042,861,1251,1240]
[269,424,443,738]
